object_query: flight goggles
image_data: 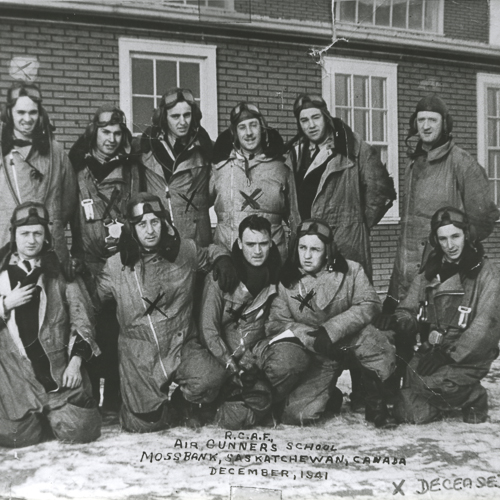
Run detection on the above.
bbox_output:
[12,205,50,226]
[130,200,165,219]
[9,86,42,102]
[293,94,326,115]
[230,102,261,125]
[96,109,126,128]
[163,89,195,107]
[298,219,332,242]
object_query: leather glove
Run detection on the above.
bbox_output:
[373,313,397,331]
[416,347,454,376]
[382,295,399,315]
[213,256,239,293]
[307,327,344,361]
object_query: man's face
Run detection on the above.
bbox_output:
[238,228,271,267]
[95,123,123,157]
[436,224,465,263]
[135,213,162,249]
[236,118,262,155]
[416,111,443,147]
[166,101,192,140]
[12,96,39,139]
[16,224,45,259]
[299,108,327,144]
[298,234,326,274]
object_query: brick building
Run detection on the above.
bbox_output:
[0,0,499,293]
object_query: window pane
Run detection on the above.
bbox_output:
[408,0,423,30]
[354,109,368,139]
[335,74,350,107]
[488,119,499,147]
[207,0,228,7]
[179,62,200,98]
[372,77,385,108]
[488,151,500,180]
[372,110,386,142]
[375,0,391,26]
[358,0,374,24]
[392,0,407,28]
[156,60,177,96]
[424,0,439,31]
[487,88,499,117]
[336,107,351,125]
[132,96,155,134]
[132,58,154,95]
[353,76,368,107]
[339,0,356,22]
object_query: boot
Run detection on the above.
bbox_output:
[349,366,366,413]
[170,387,217,428]
[362,368,398,429]
[462,385,488,424]
[325,385,343,415]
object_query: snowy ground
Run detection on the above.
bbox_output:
[2,360,500,500]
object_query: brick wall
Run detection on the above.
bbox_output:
[0,16,498,294]
[444,0,489,43]
[234,0,331,23]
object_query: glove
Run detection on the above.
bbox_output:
[416,347,454,376]
[373,313,397,331]
[382,295,399,315]
[307,327,344,361]
[213,256,239,293]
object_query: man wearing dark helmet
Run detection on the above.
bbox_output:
[391,207,500,425]
[135,88,213,246]
[378,94,499,392]
[0,82,77,279]
[69,104,145,412]
[96,193,238,433]
[265,219,396,428]
[0,202,101,447]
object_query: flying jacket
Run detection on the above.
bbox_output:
[388,138,499,302]
[287,121,395,280]
[97,240,227,414]
[0,249,99,421]
[135,126,213,247]
[210,128,299,262]
[394,252,500,386]
[0,131,77,272]
[69,135,145,276]
[200,242,281,368]
[266,259,381,352]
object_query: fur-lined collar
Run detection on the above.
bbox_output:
[0,243,61,279]
[213,127,284,165]
[423,242,484,282]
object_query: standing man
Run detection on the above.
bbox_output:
[385,94,499,312]
[97,193,237,433]
[211,102,299,262]
[287,93,395,281]
[0,82,77,278]
[392,207,500,425]
[0,202,101,448]
[198,215,282,429]
[69,104,144,411]
[135,88,212,246]
[265,219,396,428]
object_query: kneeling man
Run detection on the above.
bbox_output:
[0,202,101,448]
[393,207,500,424]
[265,219,396,427]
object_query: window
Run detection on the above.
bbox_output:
[323,57,399,221]
[119,38,218,139]
[477,73,500,207]
[118,0,234,9]
[335,0,443,33]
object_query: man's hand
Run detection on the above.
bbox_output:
[307,327,344,361]
[416,347,454,376]
[62,356,83,389]
[213,256,239,293]
[4,282,36,312]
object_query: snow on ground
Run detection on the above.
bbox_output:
[2,359,500,500]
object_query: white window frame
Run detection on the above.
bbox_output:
[323,57,399,222]
[119,38,218,139]
[334,0,444,35]
[477,72,500,207]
